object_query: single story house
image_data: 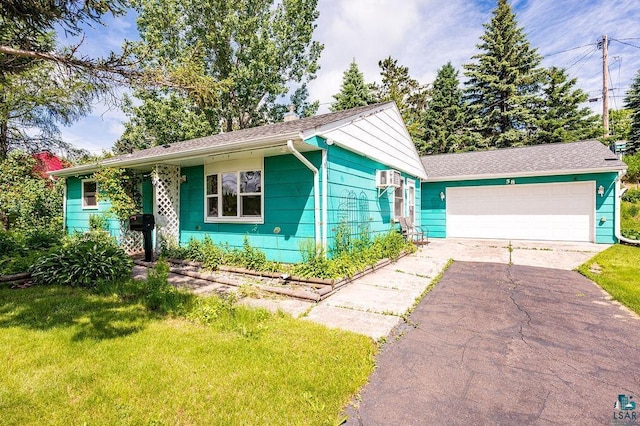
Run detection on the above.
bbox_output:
[52,102,427,263]
[421,140,627,244]
[52,102,627,263]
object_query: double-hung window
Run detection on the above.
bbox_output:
[82,179,98,209]
[205,159,263,223]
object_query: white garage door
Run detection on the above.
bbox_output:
[446,182,595,242]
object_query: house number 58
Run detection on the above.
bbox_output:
[506,179,516,185]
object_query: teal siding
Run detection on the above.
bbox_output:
[65,175,154,239]
[179,152,320,263]
[325,144,422,252]
[65,176,121,237]
[421,172,619,243]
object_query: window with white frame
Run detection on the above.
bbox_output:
[204,159,263,222]
[82,180,98,209]
[407,179,416,221]
[393,177,405,219]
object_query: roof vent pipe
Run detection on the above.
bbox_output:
[283,105,298,122]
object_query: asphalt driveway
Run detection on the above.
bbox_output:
[345,261,640,425]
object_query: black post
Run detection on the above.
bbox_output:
[142,229,153,262]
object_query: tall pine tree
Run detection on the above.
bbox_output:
[624,69,640,154]
[330,60,375,112]
[533,67,601,144]
[421,62,468,154]
[464,0,544,148]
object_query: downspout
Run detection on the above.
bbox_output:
[322,149,328,253]
[286,140,321,249]
[62,179,67,233]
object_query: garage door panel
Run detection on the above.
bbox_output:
[446,182,594,242]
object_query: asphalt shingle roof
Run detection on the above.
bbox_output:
[420,140,626,181]
[101,102,395,165]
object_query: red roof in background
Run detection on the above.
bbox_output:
[32,152,69,179]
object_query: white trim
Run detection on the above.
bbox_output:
[423,167,627,182]
[393,177,406,220]
[50,133,304,177]
[407,179,416,223]
[203,158,264,224]
[81,179,99,210]
[62,180,67,230]
[322,149,328,253]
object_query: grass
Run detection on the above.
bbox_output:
[578,245,640,315]
[621,200,640,233]
[0,284,375,425]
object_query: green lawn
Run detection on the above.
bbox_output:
[578,245,640,315]
[0,285,375,425]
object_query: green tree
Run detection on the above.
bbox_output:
[463,0,544,148]
[114,91,214,154]
[532,66,600,144]
[0,150,62,231]
[421,62,469,154]
[331,60,376,112]
[0,62,94,159]
[131,0,323,133]
[624,69,640,154]
[609,109,632,141]
[372,57,428,142]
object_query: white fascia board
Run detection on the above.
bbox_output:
[422,166,628,182]
[50,132,304,177]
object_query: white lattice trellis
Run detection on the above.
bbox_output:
[119,228,144,254]
[153,164,181,250]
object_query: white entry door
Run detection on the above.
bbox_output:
[446,182,595,242]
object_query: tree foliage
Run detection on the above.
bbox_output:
[463,0,544,148]
[532,66,600,144]
[331,60,376,112]
[114,91,214,154]
[372,57,427,142]
[624,69,640,154]
[131,0,323,134]
[609,109,632,141]
[0,62,95,159]
[0,150,63,231]
[93,167,142,222]
[421,62,469,154]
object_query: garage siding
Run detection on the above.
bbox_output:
[420,172,619,244]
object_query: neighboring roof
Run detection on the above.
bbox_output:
[33,152,68,179]
[53,102,417,177]
[421,140,627,182]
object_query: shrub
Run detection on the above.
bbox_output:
[30,232,133,288]
[622,229,640,240]
[22,227,63,250]
[0,229,21,254]
[622,188,640,203]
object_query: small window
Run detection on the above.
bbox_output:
[82,180,98,209]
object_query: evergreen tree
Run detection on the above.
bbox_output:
[372,57,427,142]
[464,0,544,148]
[330,60,375,112]
[609,109,632,141]
[421,62,468,154]
[624,69,640,154]
[532,67,601,144]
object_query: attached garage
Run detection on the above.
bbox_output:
[420,140,627,244]
[446,182,595,242]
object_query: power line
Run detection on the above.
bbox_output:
[542,43,595,57]
[564,46,598,71]
[610,38,640,49]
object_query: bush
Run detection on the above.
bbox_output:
[622,229,640,240]
[0,229,21,254]
[622,188,640,203]
[30,232,133,288]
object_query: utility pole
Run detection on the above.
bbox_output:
[601,34,610,137]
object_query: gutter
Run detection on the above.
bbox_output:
[50,132,305,177]
[286,139,321,251]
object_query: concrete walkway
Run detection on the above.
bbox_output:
[243,239,610,340]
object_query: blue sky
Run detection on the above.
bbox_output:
[57,0,640,153]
